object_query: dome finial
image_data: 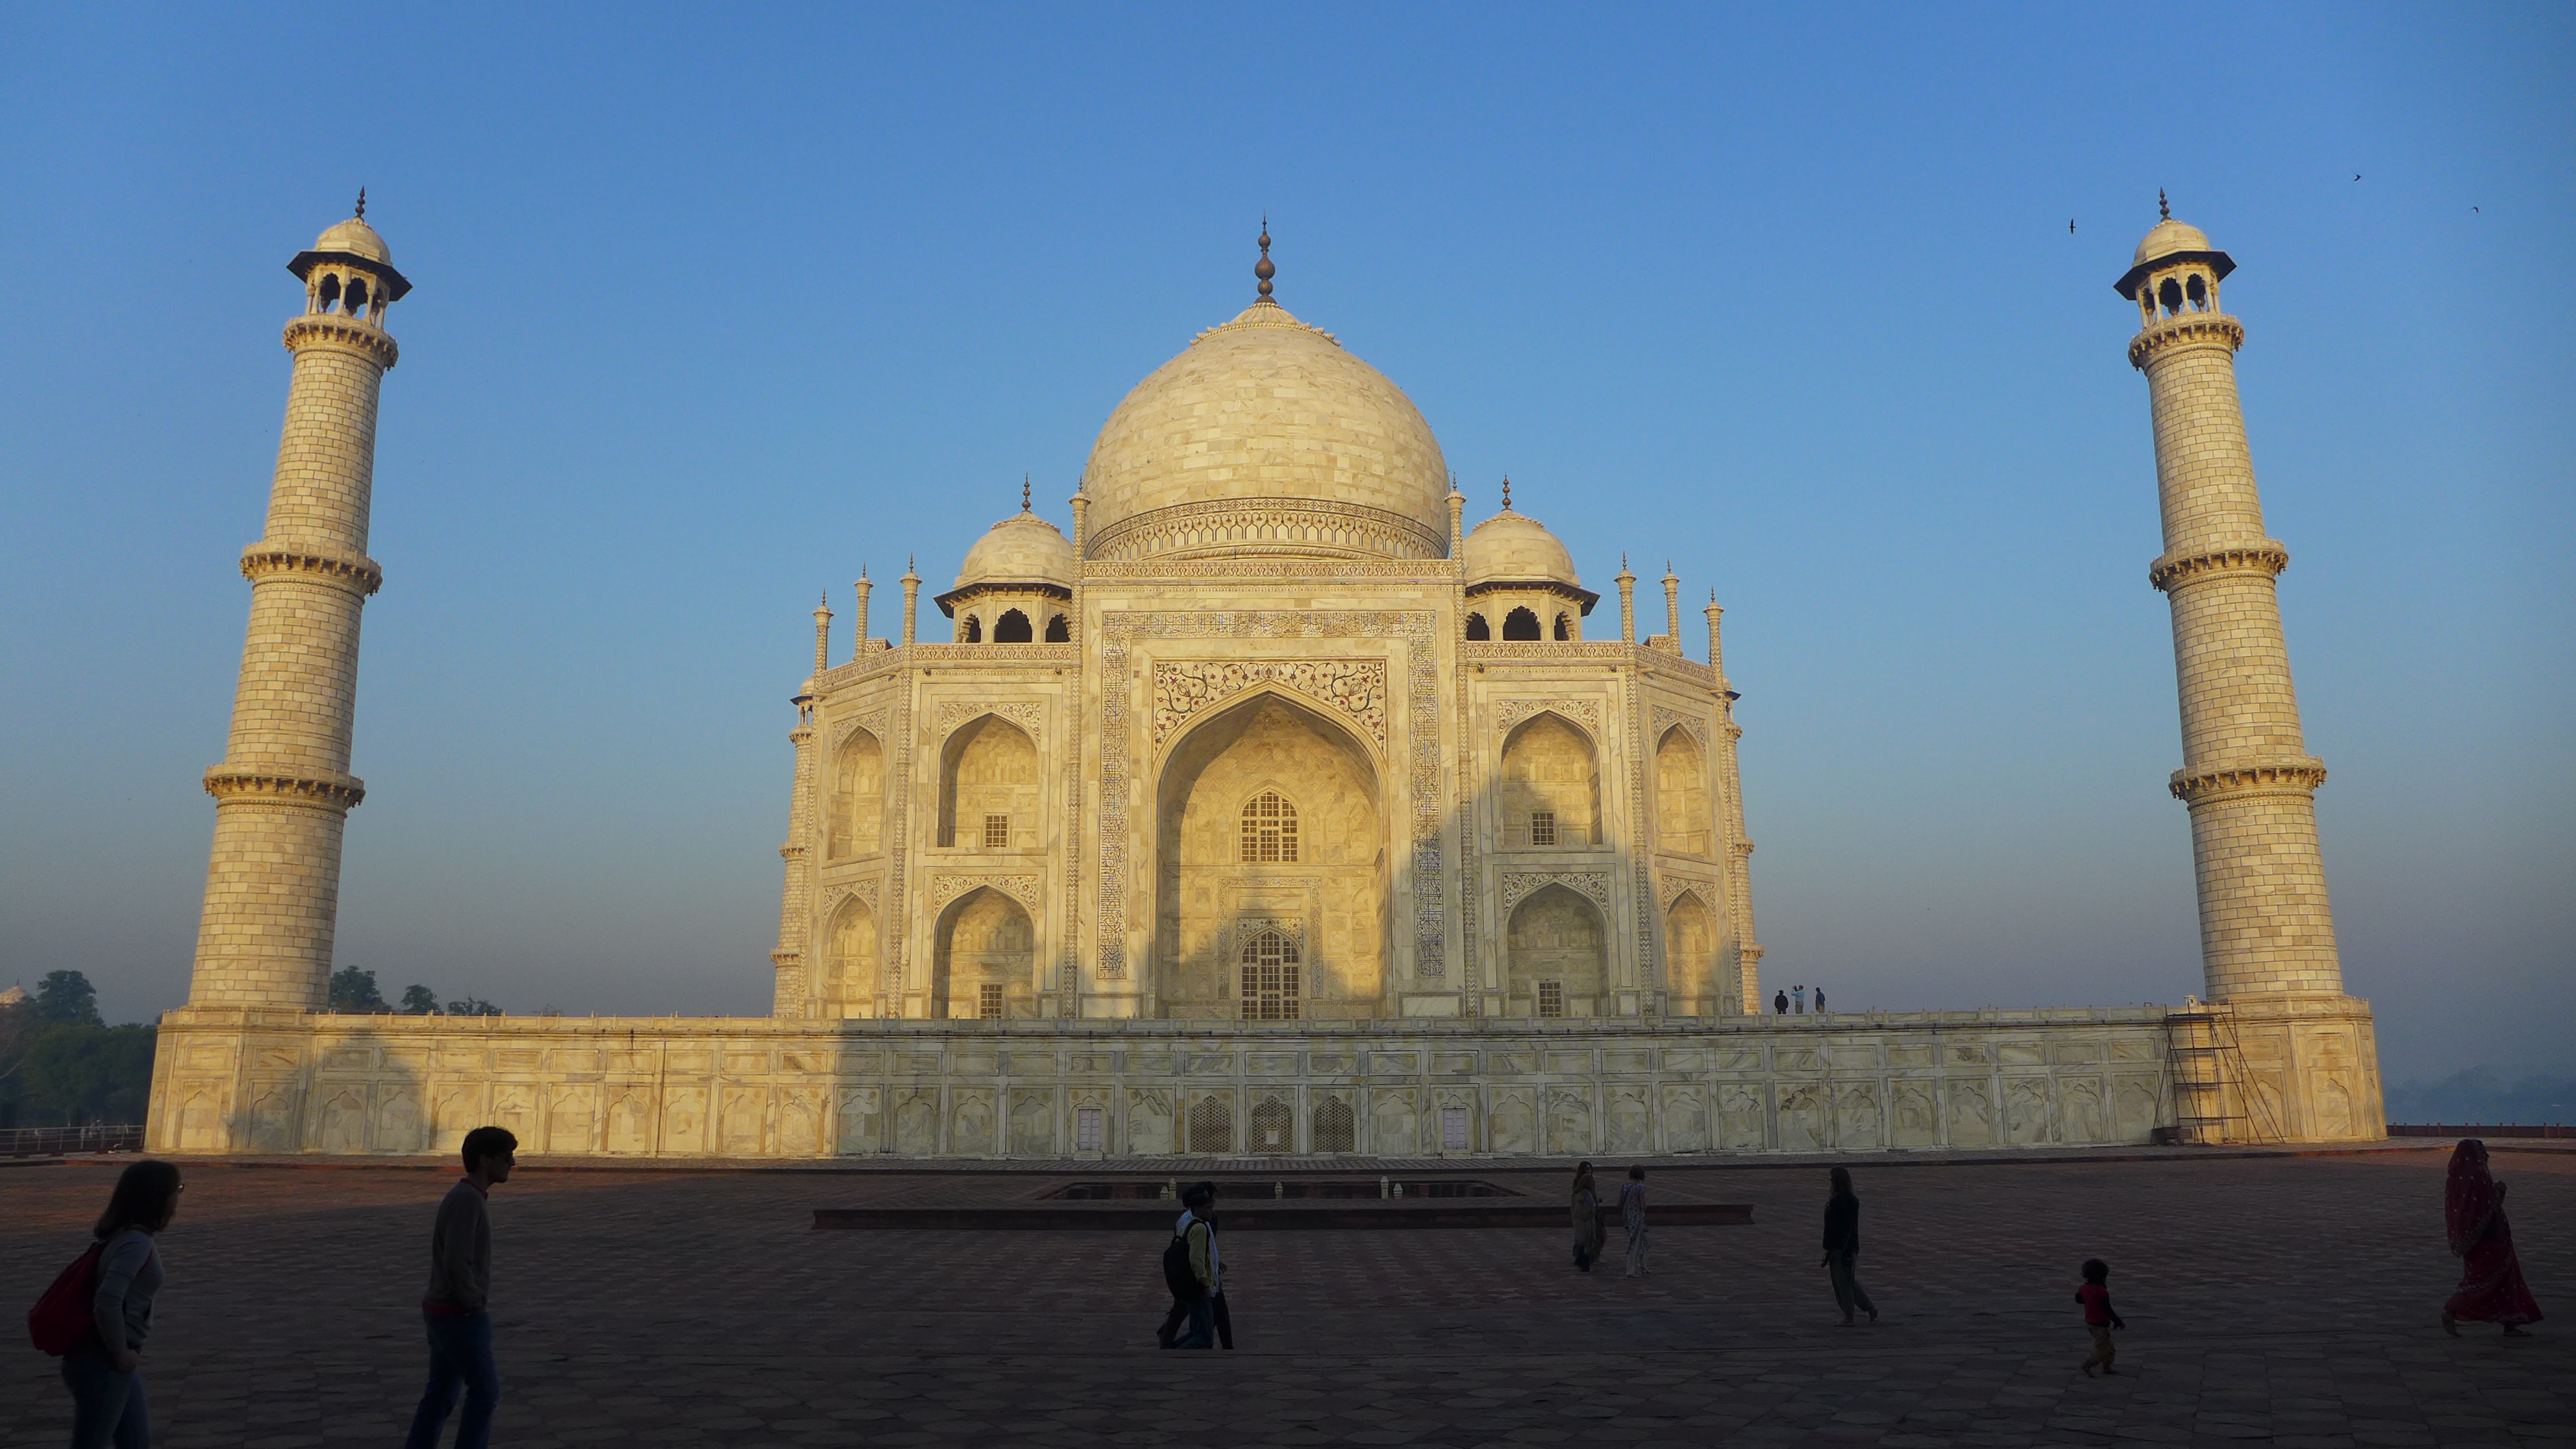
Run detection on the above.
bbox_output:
[354,186,367,219]
[1022,475,1032,512]
[1254,215,1275,300]
[2159,188,2170,222]
[1500,475,1512,510]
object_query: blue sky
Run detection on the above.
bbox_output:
[2,6,2568,1082]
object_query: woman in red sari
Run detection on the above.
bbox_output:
[2442,1139,2543,1335]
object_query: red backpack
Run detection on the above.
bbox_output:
[27,1242,105,1356]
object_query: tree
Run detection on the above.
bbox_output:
[399,985,441,1015]
[34,970,101,1026]
[329,965,391,1013]
[445,996,503,1017]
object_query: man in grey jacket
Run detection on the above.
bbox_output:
[406,1125,515,1449]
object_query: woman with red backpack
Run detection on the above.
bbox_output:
[32,1158,183,1448]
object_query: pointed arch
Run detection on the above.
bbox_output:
[960,614,983,643]
[1154,691,1386,1021]
[930,886,1035,1019]
[1465,611,1491,641]
[823,895,880,1014]
[1663,888,1718,1015]
[937,713,1039,848]
[993,608,1033,643]
[1043,613,1071,643]
[1503,605,1542,640]
[1505,882,1606,1017]
[1654,723,1713,857]
[1553,612,1574,641]
[1499,710,1602,849]
[828,726,884,859]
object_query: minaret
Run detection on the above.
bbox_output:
[186,197,410,1009]
[773,600,823,1015]
[2120,199,2381,1140]
[1706,592,1763,1014]
[1615,556,1637,642]
[1660,562,1681,650]
[850,568,872,661]
[899,558,921,647]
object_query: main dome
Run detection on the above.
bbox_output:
[1078,297,1451,562]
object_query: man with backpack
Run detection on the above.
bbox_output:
[405,1125,515,1449]
[1157,1183,1222,1350]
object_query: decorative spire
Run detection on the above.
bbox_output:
[354,187,367,219]
[1500,476,1513,510]
[1254,216,1275,300]
[2159,188,2170,222]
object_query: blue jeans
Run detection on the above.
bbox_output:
[1168,1295,1216,1350]
[61,1344,149,1449]
[405,1310,499,1449]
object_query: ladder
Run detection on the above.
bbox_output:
[2162,1002,2284,1145]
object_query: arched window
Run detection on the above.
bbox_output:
[1239,790,1298,863]
[1250,1096,1293,1151]
[345,277,369,316]
[993,608,1033,643]
[1186,1095,1232,1153]
[1503,606,1541,640]
[2185,272,2209,310]
[318,273,341,313]
[1554,612,1573,641]
[961,615,983,643]
[1239,928,1301,1020]
[1465,612,1491,641]
[1043,613,1071,643]
[2159,276,2184,317]
[1312,1096,1356,1153]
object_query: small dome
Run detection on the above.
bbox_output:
[2132,217,2212,267]
[954,510,1075,590]
[1464,508,1579,588]
[313,216,392,264]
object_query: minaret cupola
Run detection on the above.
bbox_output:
[289,190,412,325]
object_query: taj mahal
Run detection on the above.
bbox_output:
[144,201,2386,1160]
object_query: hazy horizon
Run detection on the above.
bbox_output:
[3,6,2568,1083]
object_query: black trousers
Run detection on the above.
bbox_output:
[1158,1291,1233,1348]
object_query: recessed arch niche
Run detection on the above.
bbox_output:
[1505,884,1607,1017]
[1498,711,1601,848]
[1663,889,1722,1015]
[931,886,1034,1019]
[1653,724,1711,857]
[822,896,880,1015]
[1152,691,1386,1020]
[937,714,1039,848]
[828,728,884,859]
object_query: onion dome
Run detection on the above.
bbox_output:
[1077,228,1450,562]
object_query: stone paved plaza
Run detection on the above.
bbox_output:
[4,1146,2567,1447]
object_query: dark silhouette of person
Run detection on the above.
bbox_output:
[1814,986,1826,1014]
[1774,989,1789,1015]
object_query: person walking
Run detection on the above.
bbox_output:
[1163,1185,1220,1349]
[2441,1139,2544,1336]
[1570,1162,1605,1272]
[1618,1167,1650,1278]
[58,1158,182,1449]
[1822,1165,1877,1325]
[2076,1258,2126,1375]
[1156,1182,1233,1349]
[405,1126,516,1449]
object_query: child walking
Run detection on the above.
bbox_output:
[2077,1258,2126,1376]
